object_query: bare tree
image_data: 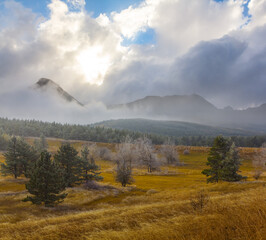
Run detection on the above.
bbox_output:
[161,138,179,165]
[183,149,190,155]
[115,136,135,187]
[135,136,159,173]
[94,146,113,161]
[253,143,266,180]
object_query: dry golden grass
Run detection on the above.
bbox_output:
[0,139,265,240]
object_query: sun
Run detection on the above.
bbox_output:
[76,46,111,85]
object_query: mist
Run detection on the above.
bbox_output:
[0,0,266,125]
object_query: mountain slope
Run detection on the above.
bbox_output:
[108,94,266,131]
[94,118,262,137]
[34,78,84,107]
[109,94,217,119]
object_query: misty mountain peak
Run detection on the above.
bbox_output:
[36,78,58,87]
[34,78,84,107]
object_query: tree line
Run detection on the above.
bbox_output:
[0,117,265,148]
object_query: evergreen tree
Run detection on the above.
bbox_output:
[202,136,245,182]
[80,146,103,183]
[16,138,39,177]
[1,137,21,178]
[0,133,8,151]
[23,151,67,207]
[54,143,81,187]
[1,137,39,178]
[40,134,48,150]
[221,142,245,181]
[33,134,48,152]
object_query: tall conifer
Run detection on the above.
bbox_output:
[23,151,67,207]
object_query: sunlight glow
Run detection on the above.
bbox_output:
[76,46,111,85]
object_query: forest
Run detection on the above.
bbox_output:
[0,117,265,150]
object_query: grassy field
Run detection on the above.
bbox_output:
[0,139,265,240]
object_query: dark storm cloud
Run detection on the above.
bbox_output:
[103,31,266,109]
[101,60,169,104]
[167,31,266,108]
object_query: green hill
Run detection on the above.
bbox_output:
[94,118,261,137]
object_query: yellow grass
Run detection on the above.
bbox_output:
[0,139,265,240]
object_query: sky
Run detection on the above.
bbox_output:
[0,0,266,123]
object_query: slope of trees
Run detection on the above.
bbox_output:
[96,119,258,137]
[0,117,265,147]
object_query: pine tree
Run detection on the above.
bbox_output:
[1,137,39,178]
[202,136,245,183]
[80,146,103,183]
[40,134,48,150]
[54,143,81,187]
[23,151,67,207]
[202,136,229,183]
[33,134,48,152]
[221,142,245,181]
[1,137,21,178]
[16,138,39,177]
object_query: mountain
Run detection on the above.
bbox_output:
[108,94,266,132]
[109,94,216,120]
[34,78,84,107]
[108,94,218,123]
[94,118,261,137]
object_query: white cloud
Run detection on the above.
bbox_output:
[0,0,126,93]
[0,0,266,121]
[111,1,155,39]
[248,0,266,28]
[111,0,246,56]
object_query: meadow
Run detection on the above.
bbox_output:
[0,139,265,240]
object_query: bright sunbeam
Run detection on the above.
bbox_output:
[76,46,111,85]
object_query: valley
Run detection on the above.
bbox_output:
[0,138,265,240]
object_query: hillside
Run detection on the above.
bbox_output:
[94,118,262,137]
[1,117,265,147]
[108,94,266,131]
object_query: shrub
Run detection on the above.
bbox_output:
[190,190,209,212]
[183,149,190,155]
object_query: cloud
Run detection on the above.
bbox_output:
[0,87,122,124]
[248,0,266,28]
[111,0,246,56]
[0,0,266,124]
[0,0,127,101]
